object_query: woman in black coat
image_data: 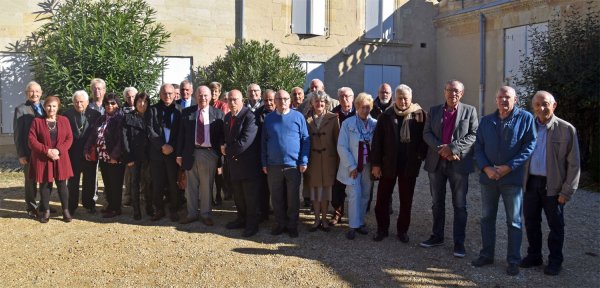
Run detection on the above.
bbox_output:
[84,93,126,218]
[122,92,152,220]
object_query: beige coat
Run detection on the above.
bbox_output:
[305,112,340,188]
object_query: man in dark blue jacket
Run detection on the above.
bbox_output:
[471,86,536,276]
[222,89,261,237]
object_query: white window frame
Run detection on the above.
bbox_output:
[292,0,326,36]
[503,22,548,97]
[301,61,325,91]
[365,0,395,40]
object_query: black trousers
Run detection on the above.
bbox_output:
[231,178,260,230]
[39,180,68,211]
[23,163,38,212]
[127,160,153,214]
[150,156,179,213]
[68,159,98,212]
[331,179,346,215]
[99,162,126,212]
[258,173,271,219]
[524,175,565,266]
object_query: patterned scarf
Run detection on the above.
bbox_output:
[393,102,423,143]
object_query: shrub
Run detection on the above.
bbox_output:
[517,3,600,180]
[194,40,306,94]
[17,0,170,104]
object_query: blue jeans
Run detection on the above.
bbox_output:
[479,183,523,264]
[428,160,468,245]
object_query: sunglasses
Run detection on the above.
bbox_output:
[105,101,118,106]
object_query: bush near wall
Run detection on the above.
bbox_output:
[517,4,600,181]
[194,40,306,95]
[14,0,170,105]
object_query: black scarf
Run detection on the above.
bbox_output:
[157,101,176,129]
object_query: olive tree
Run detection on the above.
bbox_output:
[194,40,306,94]
[517,4,599,180]
[18,0,170,104]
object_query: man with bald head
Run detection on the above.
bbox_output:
[298,79,339,115]
[147,83,182,221]
[177,85,225,226]
[221,89,261,237]
[520,91,580,276]
[472,86,536,276]
[370,83,393,119]
[261,90,310,238]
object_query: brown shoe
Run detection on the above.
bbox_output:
[201,217,214,226]
[151,210,165,221]
[179,216,199,224]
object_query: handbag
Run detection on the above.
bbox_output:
[87,144,98,162]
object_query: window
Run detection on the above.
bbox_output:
[364,64,401,99]
[155,56,193,91]
[504,23,548,96]
[365,0,395,40]
[1,53,33,134]
[292,0,326,35]
[300,61,325,91]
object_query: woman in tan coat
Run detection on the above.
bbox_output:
[305,92,340,232]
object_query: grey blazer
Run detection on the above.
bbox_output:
[423,102,478,174]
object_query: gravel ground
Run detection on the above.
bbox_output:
[0,170,598,287]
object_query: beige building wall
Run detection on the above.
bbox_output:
[0,0,438,154]
[241,0,438,104]
[434,0,595,115]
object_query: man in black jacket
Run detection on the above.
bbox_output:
[147,83,182,222]
[64,90,101,214]
[222,89,261,237]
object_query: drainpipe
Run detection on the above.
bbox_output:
[235,0,245,41]
[479,13,486,117]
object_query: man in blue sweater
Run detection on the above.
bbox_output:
[471,86,536,276]
[261,90,310,238]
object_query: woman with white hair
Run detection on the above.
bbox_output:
[337,92,377,240]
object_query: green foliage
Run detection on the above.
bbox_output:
[516,3,600,180]
[194,40,306,94]
[21,0,170,105]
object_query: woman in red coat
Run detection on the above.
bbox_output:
[28,96,74,223]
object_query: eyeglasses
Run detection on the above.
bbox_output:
[250,89,261,92]
[275,97,290,101]
[106,101,118,106]
[445,89,462,94]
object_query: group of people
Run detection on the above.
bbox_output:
[14,77,580,277]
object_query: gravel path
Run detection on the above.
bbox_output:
[0,170,598,287]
